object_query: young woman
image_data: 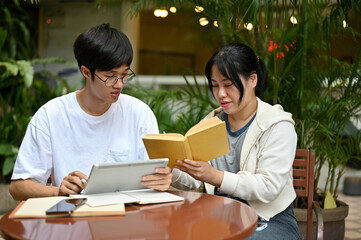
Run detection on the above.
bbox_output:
[171,43,300,239]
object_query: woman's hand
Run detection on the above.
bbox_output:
[58,171,88,196]
[141,166,172,191]
[174,159,224,187]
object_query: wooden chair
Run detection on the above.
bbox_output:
[293,149,324,240]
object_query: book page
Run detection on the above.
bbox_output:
[143,138,191,168]
[143,133,184,141]
[187,119,229,162]
[186,117,222,136]
[121,189,184,204]
[73,203,125,216]
[142,117,225,167]
[81,192,138,207]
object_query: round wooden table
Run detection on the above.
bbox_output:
[0,191,258,240]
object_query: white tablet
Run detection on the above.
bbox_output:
[82,158,169,195]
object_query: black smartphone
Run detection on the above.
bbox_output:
[46,198,87,215]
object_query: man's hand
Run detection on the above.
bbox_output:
[174,159,224,187]
[141,166,172,191]
[58,171,88,196]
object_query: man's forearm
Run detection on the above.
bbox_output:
[9,179,59,201]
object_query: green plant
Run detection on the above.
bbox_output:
[0,57,74,183]
[124,76,218,135]
[0,0,75,183]
[310,77,361,202]
[0,0,38,60]
[124,0,361,207]
[0,144,18,178]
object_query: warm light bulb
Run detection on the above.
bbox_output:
[199,17,209,26]
[290,16,298,24]
[161,10,168,18]
[244,22,253,31]
[170,6,177,13]
[343,20,348,28]
[194,6,204,13]
[213,21,218,27]
[154,9,168,18]
[154,9,161,17]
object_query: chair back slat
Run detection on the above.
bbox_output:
[293,159,308,167]
[293,149,318,240]
[293,150,314,198]
[293,169,307,178]
[293,179,307,187]
[295,189,307,196]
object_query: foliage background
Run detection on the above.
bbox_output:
[1,0,361,207]
[125,0,361,205]
[0,0,74,182]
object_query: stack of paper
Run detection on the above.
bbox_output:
[9,196,125,218]
[71,189,184,207]
[10,190,184,218]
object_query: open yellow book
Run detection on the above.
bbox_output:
[143,117,229,168]
[9,196,125,218]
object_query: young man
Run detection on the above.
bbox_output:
[10,24,172,200]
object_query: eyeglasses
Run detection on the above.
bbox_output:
[94,68,136,87]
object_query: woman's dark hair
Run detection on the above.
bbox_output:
[205,43,267,101]
[73,23,133,76]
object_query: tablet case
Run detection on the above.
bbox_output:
[82,158,169,195]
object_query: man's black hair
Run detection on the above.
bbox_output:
[73,23,133,75]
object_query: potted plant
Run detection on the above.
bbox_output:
[293,87,361,239]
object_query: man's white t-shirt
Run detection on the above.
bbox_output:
[11,92,159,186]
